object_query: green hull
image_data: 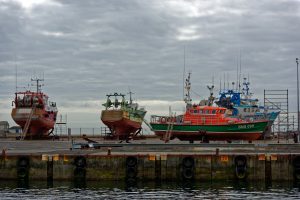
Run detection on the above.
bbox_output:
[151,121,267,132]
[150,121,268,141]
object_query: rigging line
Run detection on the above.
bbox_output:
[14,53,18,93]
[15,64,17,93]
[191,89,201,98]
[236,56,239,91]
[182,46,186,101]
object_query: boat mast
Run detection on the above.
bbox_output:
[182,46,186,101]
[15,65,18,93]
[207,76,215,106]
[223,73,225,92]
[242,77,251,99]
[128,90,134,105]
[219,77,222,92]
[184,72,192,108]
[236,58,239,91]
[207,85,215,106]
[238,51,242,92]
[31,77,44,93]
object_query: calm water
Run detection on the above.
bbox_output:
[0,180,300,199]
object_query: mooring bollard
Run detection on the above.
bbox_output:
[107,147,112,155]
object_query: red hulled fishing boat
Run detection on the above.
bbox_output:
[11,78,57,139]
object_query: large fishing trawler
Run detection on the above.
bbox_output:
[150,73,268,143]
[11,78,57,139]
[101,92,146,142]
[216,77,279,138]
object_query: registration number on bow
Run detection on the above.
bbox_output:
[238,124,255,129]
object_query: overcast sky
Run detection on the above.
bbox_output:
[0,0,300,130]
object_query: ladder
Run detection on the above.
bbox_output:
[164,115,175,143]
[21,107,35,140]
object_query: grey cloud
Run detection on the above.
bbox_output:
[0,0,300,127]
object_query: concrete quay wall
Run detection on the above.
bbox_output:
[0,153,299,182]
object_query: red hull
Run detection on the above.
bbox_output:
[11,108,56,139]
[102,118,142,139]
[155,131,262,141]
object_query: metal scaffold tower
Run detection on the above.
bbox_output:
[264,90,293,136]
[54,114,67,137]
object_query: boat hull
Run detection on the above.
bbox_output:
[101,110,142,140]
[151,121,268,141]
[11,108,56,139]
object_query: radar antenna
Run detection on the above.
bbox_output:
[207,85,215,106]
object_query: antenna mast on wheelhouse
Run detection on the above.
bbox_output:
[184,72,192,108]
[128,90,134,105]
[31,77,44,93]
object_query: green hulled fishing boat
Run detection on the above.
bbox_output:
[101,92,146,141]
[150,73,268,143]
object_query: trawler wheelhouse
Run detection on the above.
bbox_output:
[14,91,56,111]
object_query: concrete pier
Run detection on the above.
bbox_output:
[0,138,299,182]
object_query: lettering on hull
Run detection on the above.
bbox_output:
[238,124,255,129]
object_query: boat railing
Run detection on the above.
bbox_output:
[14,94,45,109]
[150,115,182,124]
[187,115,240,125]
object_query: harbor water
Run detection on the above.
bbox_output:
[0,180,300,199]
